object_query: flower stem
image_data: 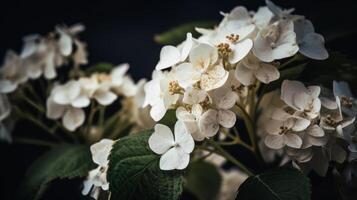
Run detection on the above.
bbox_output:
[234,105,257,151]
[14,137,57,147]
[207,139,254,176]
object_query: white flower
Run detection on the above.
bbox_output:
[79,75,117,106]
[56,24,85,57]
[110,63,130,88]
[186,85,237,140]
[82,139,114,200]
[196,7,254,64]
[263,108,310,149]
[253,19,299,62]
[0,51,27,93]
[218,169,248,200]
[265,0,295,21]
[294,18,328,60]
[235,53,279,86]
[176,43,229,91]
[143,70,180,121]
[155,33,193,70]
[281,80,321,119]
[176,105,204,141]
[252,6,274,29]
[148,121,194,170]
[46,81,90,131]
[333,80,357,117]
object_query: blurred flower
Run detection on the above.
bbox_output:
[82,139,114,199]
[46,81,89,131]
[148,121,194,170]
[0,51,27,93]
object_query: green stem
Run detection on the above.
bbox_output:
[234,105,257,151]
[208,139,254,176]
[14,137,57,147]
[13,107,63,141]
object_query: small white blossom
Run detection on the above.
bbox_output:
[148,121,194,170]
[175,43,229,91]
[294,18,328,60]
[235,53,279,86]
[155,33,193,70]
[253,19,299,62]
[82,139,114,199]
[281,80,321,119]
[143,70,180,121]
[46,81,89,131]
[0,51,28,93]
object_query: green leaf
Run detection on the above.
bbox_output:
[236,168,310,200]
[158,109,177,128]
[108,131,183,200]
[154,21,216,45]
[300,51,357,87]
[259,63,307,96]
[85,62,114,75]
[17,145,95,200]
[185,161,222,200]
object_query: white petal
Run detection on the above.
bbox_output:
[46,98,66,119]
[320,97,338,110]
[199,109,219,138]
[215,90,238,110]
[235,63,255,86]
[291,118,310,132]
[159,147,180,170]
[44,52,57,79]
[218,109,236,128]
[176,63,201,89]
[176,148,190,170]
[155,46,181,70]
[307,125,324,137]
[255,63,280,84]
[228,39,253,64]
[71,94,91,108]
[54,81,81,105]
[150,101,167,122]
[94,91,117,106]
[0,80,17,93]
[200,65,229,91]
[58,32,73,56]
[189,43,218,71]
[182,87,207,105]
[284,133,302,148]
[180,33,193,61]
[174,121,195,153]
[148,124,174,154]
[91,139,114,166]
[264,134,284,149]
[299,33,328,60]
[111,64,130,86]
[62,107,85,131]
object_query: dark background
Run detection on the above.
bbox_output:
[1,0,357,199]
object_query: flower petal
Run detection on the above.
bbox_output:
[46,98,66,119]
[235,63,255,86]
[159,147,179,170]
[150,101,166,122]
[299,33,328,60]
[174,121,195,153]
[229,39,253,64]
[264,134,284,149]
[149,124,174,154]
[155,46,181,70]
[176,63,201,89]
[62,107,85,131]
[0,80,17,93]
[254,63,280,84]
[218,109,236,128]
[199,109,219,138]
[94,91,117,106]
[284,133,302,148]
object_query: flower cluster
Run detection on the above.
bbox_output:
[145,0,328,170]
[0,24,87,94]
[258,80,356,176]
[46,64,153,131]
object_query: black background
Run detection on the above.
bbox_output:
[1,0,357,199]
